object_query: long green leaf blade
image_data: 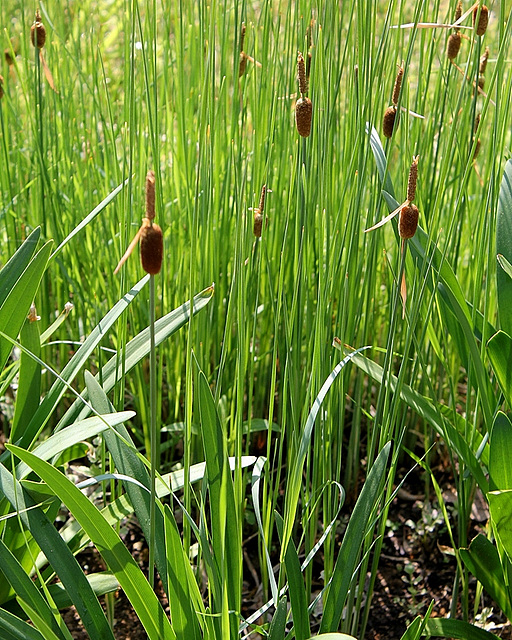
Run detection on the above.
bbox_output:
[6,445,176,640]
[319,442,390,633]
[497,159,512,334]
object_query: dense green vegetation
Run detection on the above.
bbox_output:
[1,1,512,638]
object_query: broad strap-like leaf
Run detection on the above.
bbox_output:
[57,285,214,429]
[497,159,512,334]
[0,461,115,640]
[6,445,176,640]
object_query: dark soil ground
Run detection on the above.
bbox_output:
[61,459,512,640]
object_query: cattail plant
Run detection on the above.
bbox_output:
[113,170,163,589]
[31,9,56,92]
[365,156,420,316]
[295,51,312,137]
[382,63,404,138]
[447,32,462,59]
[478,46,489,89]
[253,184,267,238]
[31,9,46,49]
[473,4,489,36]
[238,22,261,78]
[4,49,14,66]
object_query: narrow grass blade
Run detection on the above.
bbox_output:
[0,240,52,372]
[11,310,42,442]
[489,412,512,491]
[497,159,512,334]
[281,346,371,560]
[268,595,288,640]
[310,635,357,640]
[424,618,500,639]
[51,178,129,260]
[197,370,241,635]
[0,463,115,640]
[84,370,168,595]
[16,276,149,449]
[344,348,489,492]
[164,504,203,640]
[319,442,391,633]
[0,228,41,307]
[275,513,310,640]
[487,331,512,407]
[48,573,119,610]
[0,608,46,640]
[460,534,512,620]
[58,285,214,429]
[0,538,70,640]
[15,412,135,481]
[6,445,176,640]
[497,254,512,280]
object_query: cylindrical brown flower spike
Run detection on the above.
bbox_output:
[407,156,419,203]
[0,75,4,100]
[455,0,462,28]
[297,51,308,95]
[480,47,489,75]
[253,184,266,237]
[239,22,247,77]
[296,97,312,137]
[447,33,461,60]
[399,204,419,239]
[473,114,481,160]
[145,170,156,220]
[4,49,14,66]
[383,106,397,138]
[392,64,404,106]
[140,221,163,275]
[473,5,489,37]
[31,9,46,49]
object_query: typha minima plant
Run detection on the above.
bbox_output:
[252,184,267,238]
[473,4,489,36]
[31,9,57,92]
[238,21,261,78]
[295,51,312,137]
[365,156,420,316]
[382,63,403,138]
[114,170,163,588]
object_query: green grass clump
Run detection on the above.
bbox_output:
[0,0,511,638]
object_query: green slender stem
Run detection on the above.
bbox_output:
[148,273,157,589]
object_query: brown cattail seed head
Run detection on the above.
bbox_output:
[478,75,485,90]
[407,156,419,203]
[454,0,462,29]
[473,5,489,37]
[31,10,46,49]
[392,64,404,106]
[4,49,14,65]
[145,170,156,220]
[140,222,163,274]
[239,52,247,77]
[297,51,308,95]
[480,46,489,75]
[253,211,263,237]
[240,22,246,53]
[473,114,481,159]
[383,106,397,138]
[295,97,312,137]
[399,204,419,239]
[0,75,4,100]
[447,32,461,59]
